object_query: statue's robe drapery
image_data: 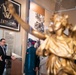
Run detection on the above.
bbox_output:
[37,35,76,75]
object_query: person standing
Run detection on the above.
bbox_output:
[39,56,47,75]
[24,39,39,75]
[0,38,15,75]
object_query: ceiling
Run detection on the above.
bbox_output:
[32,0,76,12]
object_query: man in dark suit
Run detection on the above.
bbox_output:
[0,38,15,75]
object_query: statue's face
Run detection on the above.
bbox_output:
[48,14,68,32]
[48,21,62,33]
[53,22,61,31]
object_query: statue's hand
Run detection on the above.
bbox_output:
[7,2,16,15]
[72,25,76,31]
[69,24,76,32]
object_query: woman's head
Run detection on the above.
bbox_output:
[48,13,68,33]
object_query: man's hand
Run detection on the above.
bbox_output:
[11,56,16,60]
[35,67,39,71]
[0,56,3,61]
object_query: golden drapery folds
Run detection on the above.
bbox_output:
[36,35,76,75]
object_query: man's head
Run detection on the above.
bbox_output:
[0,38,6,46]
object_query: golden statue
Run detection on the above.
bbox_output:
[7,2,76,75]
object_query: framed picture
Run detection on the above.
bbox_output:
[0,0,21,31]
[28,9,45,40]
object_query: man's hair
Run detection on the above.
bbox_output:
[0,38,5,41]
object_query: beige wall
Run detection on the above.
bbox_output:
[63,10,76,25]
[30,2,45,16]
[44,10,53,26]
[15,0,29,73]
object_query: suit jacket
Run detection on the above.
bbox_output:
[0,46,11,63]
[0,46,11,75]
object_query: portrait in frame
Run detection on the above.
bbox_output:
[0,0,21,31]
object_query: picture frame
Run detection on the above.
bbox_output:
[0,0,21,31]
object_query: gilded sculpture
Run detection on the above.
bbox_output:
[7,1,76,75]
